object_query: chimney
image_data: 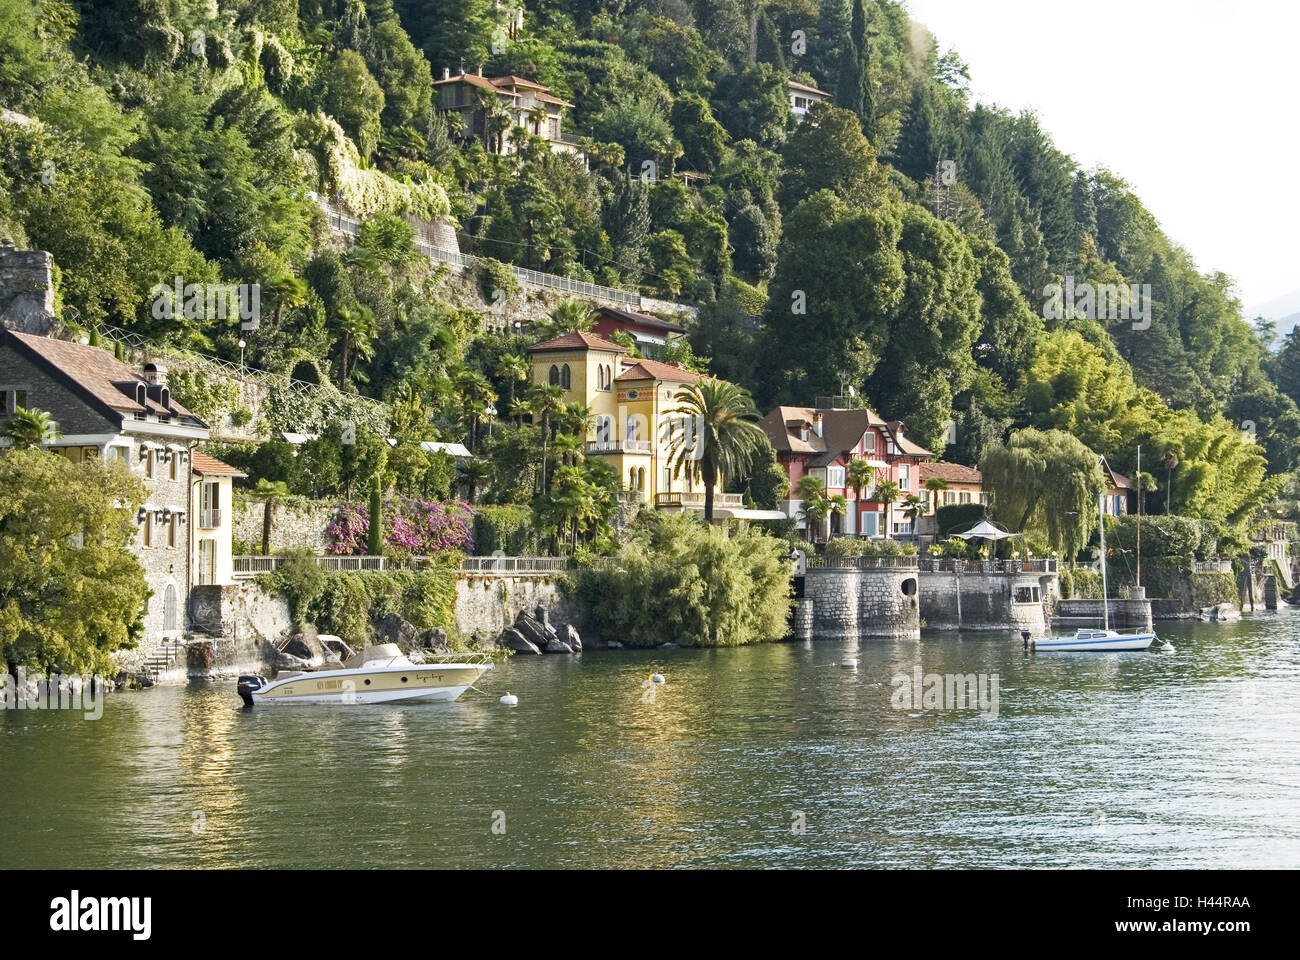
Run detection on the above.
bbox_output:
[0,243,55,336]
[813,412,823,437]
[142,362,168,386]
[442,66,450,80]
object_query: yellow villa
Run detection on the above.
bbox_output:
[528,332,777,519]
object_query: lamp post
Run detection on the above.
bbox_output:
[238,339,246,369]
[484,404,498,439]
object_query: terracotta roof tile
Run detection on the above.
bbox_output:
[920,461,981,484]
[2,329,200,422]
[528,331,628,353]
[614,358,704,383]
[192,450,246,477]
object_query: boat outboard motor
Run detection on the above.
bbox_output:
[1021,629,1032,650]
[237,675,267,706]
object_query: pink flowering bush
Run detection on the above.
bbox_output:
[328,497,475,556]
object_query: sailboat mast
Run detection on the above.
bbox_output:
[1136,445,1142,590]
[1099,493,1110,631]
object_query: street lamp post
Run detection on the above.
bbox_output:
[238,339,246,369]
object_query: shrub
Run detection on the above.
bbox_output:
[1105,514,1215,558]
[328,497,475,556]
[572,513,792,647]
[1059,566,1102,599]
[472,505,538,556]
[476,257,518,302]
[824,537,917,557]
[936,503,986,537]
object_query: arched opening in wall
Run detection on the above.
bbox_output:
[290,360,321,385]
[900,578,917,597]
[164,584,178,632]
[560,364,571,389]
[548,364,560,386]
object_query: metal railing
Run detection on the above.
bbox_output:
[655,492,745,509]
[461,556,573,574]
[586,439,651,454]
[806,555,919,570]
[92,323,388,423]
[234,554,573,578]
[198,508,222,529]
[324,204,653,309]
[918,557,1058,574]
[1191,560,1233,574]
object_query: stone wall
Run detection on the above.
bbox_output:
[232,497,338,554]
[919,571,1056,633]
[1054,597,1154,631]
[188,582,294,646]
[453,572,593,645]
[0,245,54,335]
[802,567,920,639]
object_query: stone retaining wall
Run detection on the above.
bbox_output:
[919,571,1057,632]
[802,567,920,639]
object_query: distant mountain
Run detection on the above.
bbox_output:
[1246,288,1300,339]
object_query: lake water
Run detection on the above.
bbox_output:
[3,611,1299,868]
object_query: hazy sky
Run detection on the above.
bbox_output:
[904,0,1300,314]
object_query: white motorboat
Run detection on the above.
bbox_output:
[238,643,493,705]
[1034,492,1158,653]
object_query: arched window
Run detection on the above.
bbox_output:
[164,584,178,632]
[595,415,612,443]
[638,467,646,492]
[548,364,560,386]
[561,363,571,389]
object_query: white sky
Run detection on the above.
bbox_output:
[903,0,1300,314]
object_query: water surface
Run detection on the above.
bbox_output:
[3,612,1298,868]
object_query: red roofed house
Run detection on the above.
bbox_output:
[1099,456,1133,517]
[917,461,984,537]
[527,332,781,518]
[758,402,933,539]
[435,67,582,159]
[589,305,686,359]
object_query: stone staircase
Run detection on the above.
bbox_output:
[143,639,185,683]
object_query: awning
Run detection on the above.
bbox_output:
[713,508,789,521]
[951,519,1021,540]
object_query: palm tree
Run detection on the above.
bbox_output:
[526,383,567,494]
[828,493,849,538]
[667,379,767,521]
[874,479,901,540]
[536,299,597,341]
[560,401,595,438]
[550,431,584,468]
[795,474,828,541]
[900,494,925,534]
[1163,448,1180,514]
[457,457,492,504]
[495,353,530,419]
[336,306,377,387]
[248,479,291,556]
[1,407,58,449]
[263,274,307,328]
[846,458,875,501]
[454,369,497,451]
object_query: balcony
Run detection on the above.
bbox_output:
[655,492,745,510]
[199,508,222,529]
[587,439,651,454]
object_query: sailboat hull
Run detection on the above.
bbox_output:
[1034,633,1156,652]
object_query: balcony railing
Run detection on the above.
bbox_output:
[199,508,222,529]
[232,554,574,579]
[655,492,745,509]
[918,557,1058,574]
[806,555,919,570]
[587,439,651,454]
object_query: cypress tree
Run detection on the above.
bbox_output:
[368,474,384,556]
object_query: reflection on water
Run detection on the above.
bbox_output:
[3,611,1299,868]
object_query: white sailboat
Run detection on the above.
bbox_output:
[1034,494,1157,652]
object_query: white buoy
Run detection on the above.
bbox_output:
[1160,641,1175,652]
[650,673,665,684]
[499,693,519,706]
[841,657,859,668]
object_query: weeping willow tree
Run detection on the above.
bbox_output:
[980,428,1107,559]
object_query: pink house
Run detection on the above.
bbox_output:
[758,404,932,538]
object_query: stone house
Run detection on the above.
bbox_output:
[0,329,212,641]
